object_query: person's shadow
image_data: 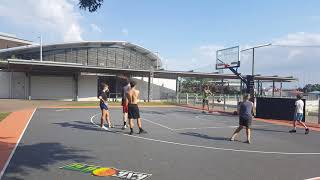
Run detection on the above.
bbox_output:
[179,132,230,141]
[53,121,127,133]
[1,142,92,180]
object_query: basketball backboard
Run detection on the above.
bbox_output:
[216,46,240,69]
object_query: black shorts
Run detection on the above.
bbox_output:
[128,104,140,119]
[239,116,252,128]
[202,99,209,105]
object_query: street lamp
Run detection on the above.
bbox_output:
[241,43,272,76]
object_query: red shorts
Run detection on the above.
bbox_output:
[122,104,128,113]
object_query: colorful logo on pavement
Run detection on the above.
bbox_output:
[60,163,151,180]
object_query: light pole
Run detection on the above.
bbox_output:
[241,43,272,76]
[241,43,272,101]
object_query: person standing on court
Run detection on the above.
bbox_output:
[126,80,147,135]
[98,83,113,130]
[289,94,309,134]
[121,78,131,130]
[230,94,254,144]
[202,85,213,113]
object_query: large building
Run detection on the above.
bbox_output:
[0,34,297,101]
[0,36,178,101]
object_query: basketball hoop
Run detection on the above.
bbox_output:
[215,46,240,70]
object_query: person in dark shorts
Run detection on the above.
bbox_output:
[289,94,309,134]
[230,94,254,144]
[126,80,146,135]
[202,85,212,113]
[121,78,131,130]
[98,83,113,130]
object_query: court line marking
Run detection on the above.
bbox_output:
[195,115,235,121]
[90,113,320,155]
[305,177,320,180]
[90,113,174,131]
[144,114,269,131]
[0,108,37,179]
[142,118,175,131]
[55,109,71,112]
[173,125,268,131]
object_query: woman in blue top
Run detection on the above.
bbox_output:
[230,94,254,144]
[98,83,113,130]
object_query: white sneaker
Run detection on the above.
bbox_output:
[101,126,109,130]
[122,125,127,130]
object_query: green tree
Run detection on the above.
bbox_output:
[78,0,104,12]
[302,84,320,92]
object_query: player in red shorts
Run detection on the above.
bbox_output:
[121,78,131,130]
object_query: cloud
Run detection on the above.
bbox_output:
[0,0,83,42]
[164,44,224,72]
[90,23,102,33]
[165,32,320,86]
[121,28,129,36]
[240,32,320,86]
[273,32,320,45]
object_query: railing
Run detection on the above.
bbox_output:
[166,93,320,124]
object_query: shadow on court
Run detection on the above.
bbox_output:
[0,137,15,154]
[252,127,290,134]
[2,143,92,180]
[140,110,167,115]
[180,132,230,141]
[53,121,103,132]
[53,121,129,134]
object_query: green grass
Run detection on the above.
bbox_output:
[63,101,177,107]
[0,112,11,122]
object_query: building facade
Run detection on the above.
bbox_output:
[0,41,173,101]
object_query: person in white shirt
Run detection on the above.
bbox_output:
[289,94,309,134]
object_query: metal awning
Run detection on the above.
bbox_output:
[0,59,297,82]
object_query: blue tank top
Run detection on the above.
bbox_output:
[239,101,253,118]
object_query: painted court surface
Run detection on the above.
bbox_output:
[1,107,320,180]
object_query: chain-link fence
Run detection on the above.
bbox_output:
[166,93,240,113]
[165,93,320,124]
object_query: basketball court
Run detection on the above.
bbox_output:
[1,106,320,180]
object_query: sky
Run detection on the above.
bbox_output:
[1,0,320,88]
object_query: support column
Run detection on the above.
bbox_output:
[272,81,275,97]
[115,75,119,101]
[27,72,31,100]
[257,80,260,97]
[9,70,13,99]
[318,98,320,124]
[73,73,79,101]
[175,77,179,96]
[148,74,151,102]
[280,82,283,97]
[260,81,263,96]
[240,79,243,96]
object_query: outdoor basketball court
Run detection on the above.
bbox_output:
[1,106,320,180]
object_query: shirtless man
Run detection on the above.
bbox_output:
[126,80,146,135]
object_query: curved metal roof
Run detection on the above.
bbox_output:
[0,41,162,66]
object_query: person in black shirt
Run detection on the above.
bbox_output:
[98,83,112,130]
[230,94,254,144]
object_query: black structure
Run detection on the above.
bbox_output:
[256,97,306,121]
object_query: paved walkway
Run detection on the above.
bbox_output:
[0,99,79,113]
[0,109,35,177]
